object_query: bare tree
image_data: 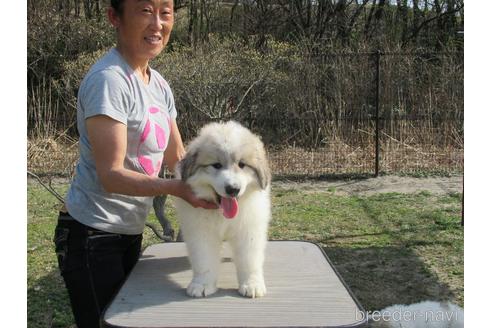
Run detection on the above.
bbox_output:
[82,0,102,20]
[280,0,335,43]
[362,0,387,45]
[395,0,409,43]
[74,0,82,17]
[346,0,371,40]
[239,1,285,50]
[58,0,71,17]
[334,0,372,44]
[187,0,219,45]
[403,0,464,47]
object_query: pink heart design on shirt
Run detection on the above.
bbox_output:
[155,123,166,149]
[140,119,151,143]
[138,156,155,176]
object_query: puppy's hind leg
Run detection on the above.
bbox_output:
[183,233,222,298]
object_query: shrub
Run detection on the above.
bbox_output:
[28,11,114,84]
[153,34,305,142]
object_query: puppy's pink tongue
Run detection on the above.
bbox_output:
[220,197,239,219]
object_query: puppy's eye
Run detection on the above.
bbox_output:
[238,161,245,169]
[211,163,222,169]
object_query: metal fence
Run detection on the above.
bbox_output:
[173,50,463,177]
[27,51,464,178]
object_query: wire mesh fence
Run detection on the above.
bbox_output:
[27,51,463,178]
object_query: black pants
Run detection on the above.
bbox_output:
[53,212,143,328]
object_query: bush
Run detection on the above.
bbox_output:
[153,34,308,142]
[27,6,115,137]
[28,10,114,84]
[32,33,463,152]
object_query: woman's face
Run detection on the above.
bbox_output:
[110,0,174,67]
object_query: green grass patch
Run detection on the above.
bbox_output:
[27,182,463,327]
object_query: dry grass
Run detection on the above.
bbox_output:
[269,144,374,176]
[269,145,462,177]
[27,135,78,177]
[27,133,463,178]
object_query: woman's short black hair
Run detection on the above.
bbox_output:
[111,0,125,15]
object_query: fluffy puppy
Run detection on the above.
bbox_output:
[174,121,271,298]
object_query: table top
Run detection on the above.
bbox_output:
[102,241,367,328]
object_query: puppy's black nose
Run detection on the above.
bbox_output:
[225,185,240,197]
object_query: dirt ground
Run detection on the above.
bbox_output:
[30,175,464,196]
[273,175,463,195]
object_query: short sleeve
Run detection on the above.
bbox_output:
[167,88,177,120]
[78,69,133,125]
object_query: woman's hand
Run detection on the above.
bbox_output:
[167,179,218,210]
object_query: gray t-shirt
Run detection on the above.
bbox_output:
[65,48,177,234]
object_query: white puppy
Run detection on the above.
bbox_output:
[174,121,271,298]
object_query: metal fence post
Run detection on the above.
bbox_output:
[375,50,381,177]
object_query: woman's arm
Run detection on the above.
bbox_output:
[86,115,217,209]
[163,119,185,173]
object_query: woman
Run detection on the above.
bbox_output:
[53,1,217,327]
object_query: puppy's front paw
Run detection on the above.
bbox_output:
[238,279,266,298]
[187,281,218,298]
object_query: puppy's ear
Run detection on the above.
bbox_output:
[177,151,198,181]
[253,154,271,190]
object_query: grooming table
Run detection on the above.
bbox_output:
[102,241,367,327]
